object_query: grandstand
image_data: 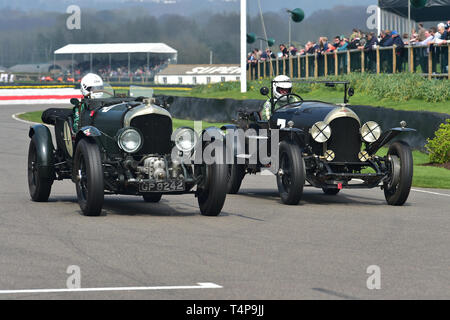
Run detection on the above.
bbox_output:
[53,43,178,82]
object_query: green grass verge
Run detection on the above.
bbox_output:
[18,110,449,189]
[375,147,450,189]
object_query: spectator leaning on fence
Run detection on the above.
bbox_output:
[279,44,289,58]
[248,21,449,76]
[289,45,298,57]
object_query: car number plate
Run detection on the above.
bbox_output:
[139,180,185,193]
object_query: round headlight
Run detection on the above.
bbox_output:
[311,121,332,143]
[118,128,142,153]
[361,121,382,143]
[173,128,198,153]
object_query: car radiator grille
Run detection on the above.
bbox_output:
[131,114,173,155]
[327,117,361,162]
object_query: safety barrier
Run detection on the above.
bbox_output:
[248,44,450,80]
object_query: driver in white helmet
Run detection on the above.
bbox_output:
[261,75,300,121]
[73,73,104,131]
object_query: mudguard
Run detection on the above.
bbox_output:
[28,124,55,179]
[367,127,417,155]
[279,127,307,148]
[75,126,103,148]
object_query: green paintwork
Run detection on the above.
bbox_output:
[29,124,55,179]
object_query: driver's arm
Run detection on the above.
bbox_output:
[261,100,272,121]
[72,100,85,132]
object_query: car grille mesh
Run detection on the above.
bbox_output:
[327,117,361,162]
[131,114,173,155]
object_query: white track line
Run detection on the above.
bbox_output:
[12,112,40,125]
[411,189,450,197]
[0,283,222,295]
[353,179,449,197]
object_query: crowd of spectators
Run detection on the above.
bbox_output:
[248,21,450,74]
[71,59,169,81]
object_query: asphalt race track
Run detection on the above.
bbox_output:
[1,104,449,300]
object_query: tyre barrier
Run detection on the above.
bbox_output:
[159,95,449,150]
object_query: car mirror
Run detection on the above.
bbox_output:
[70,98,80,106]
[260,87,270,96]
[348,87,355,97]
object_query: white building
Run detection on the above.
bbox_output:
[155,64,241,85]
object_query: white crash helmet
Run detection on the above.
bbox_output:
[273,75,292,101]
[80,73,104,98]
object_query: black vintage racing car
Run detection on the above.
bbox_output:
[27,85,227,216]
[224,80,416,206]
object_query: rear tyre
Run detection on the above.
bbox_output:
[322,188,340,195]
[197,142,228,216]
[384,141,413,206]
[28,139,52,202]
[276,140,305,205]
[143,193,162,203]
[74,139,104,216]
[226,164,246,194]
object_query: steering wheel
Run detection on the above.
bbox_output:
[274,93,304,109]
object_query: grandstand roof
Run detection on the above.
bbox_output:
[379,0,450,21]
[54,43,178,55]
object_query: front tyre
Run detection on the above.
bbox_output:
[384,141,413,206]
[74,139,104,216]
[143,193,162,203]
[197,162,228,217]
[28,139,53,202]
[276,141,305,205]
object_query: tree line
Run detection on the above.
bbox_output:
[0,6,368,67]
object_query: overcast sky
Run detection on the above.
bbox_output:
[0,0,378,15]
